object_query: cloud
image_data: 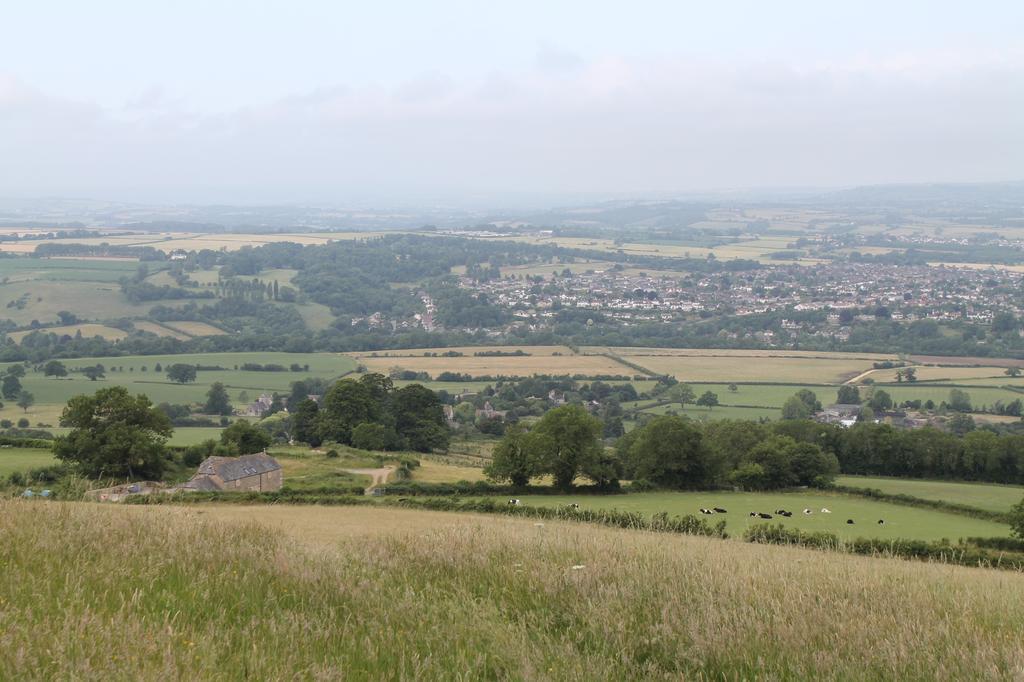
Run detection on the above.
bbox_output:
[1,47,1022,203]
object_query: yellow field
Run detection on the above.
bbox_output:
[588,347,898,361]
[622,353,878,383]
[355,352,625,378]
[161,321,227,336]
[409,459,488,483]
[7,323,128,343]
[355,345,575,358]
[132,321,191,340]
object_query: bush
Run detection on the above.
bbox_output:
[17,418,29,428]
[325,449,340,459]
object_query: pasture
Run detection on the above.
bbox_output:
[160,320,227,336]
[132,320,191,340]
[837,475,1024,514]
[505,491,1010,541]
[0,448,56,477]
[5,500,1024,679]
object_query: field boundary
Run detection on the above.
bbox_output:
[827,483,1011,523]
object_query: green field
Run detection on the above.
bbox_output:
[633,402,780,422]
[837,475,1024,514]
[507,491,1010,541]
[0,352,356,423]
[0,448,57,477]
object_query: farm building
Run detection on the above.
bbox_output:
[177,452,283,493]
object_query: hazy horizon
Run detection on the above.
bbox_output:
[2,1,1023,205]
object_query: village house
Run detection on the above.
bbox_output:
[176,452,283,493]
[242,393,274,417]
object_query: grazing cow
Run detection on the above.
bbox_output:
[877,519,885,525]
[749,512,758,517]
[758,513,773,519]
[779,511,793,517]
[569,503,580,510]
[821,508,832,513]
[846,519,854,524]
[699,508,715,515]
[508,498,521,506]
[803,509,813,515]
[713,507,727,514]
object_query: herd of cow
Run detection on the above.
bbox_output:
[698,506,885,525]
[506,499,886,526]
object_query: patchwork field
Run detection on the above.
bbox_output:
[5,501,1024,679]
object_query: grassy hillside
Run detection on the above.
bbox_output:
[3,501,1024,679]
[837,475,1024,514]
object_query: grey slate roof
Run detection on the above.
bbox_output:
[195,453,282,482]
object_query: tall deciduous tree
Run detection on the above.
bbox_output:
[204,382,233,415]
[485,423,539,487]
[625,415,713,488]
[54,386,172,479]
[529,404,605,490]
[1,374,21,399]
[220,420,272,454]
[43,360,67,378]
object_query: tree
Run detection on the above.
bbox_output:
[671,383,696,409]
[1007,367,1022,378]
[318,379,382,445]
[485,423,542,487]
[292,398,321,446]
[727,383,738,393]
[166,364,198,384]
[781,395,812,420]
[204,382,233,415]
[867,389,893,412]
[793,389,821,413]
[220,420,272,454]
[16,391,34,413]
[696,391,719,410]
[836,384,860,405]
[5,364,25,378]
[530,404,606,490]
[1,374,21,400]
[948,388,973,413]
[43,360,67,378]
[351,422,392,451]
[1010,496,1024,539]
[391,384,448,452]
[625,416,714,488]
[82,364,105,381]
[903,367,917,382]
[53,386,172,479]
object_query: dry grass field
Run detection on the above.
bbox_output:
[4,500,1024,679]
[620,353,879,384]
[6,323,128,343]
[356,353,626,378]
[131,320,192,340]
[161,320,227,336]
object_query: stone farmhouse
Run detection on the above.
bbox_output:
[177,452,283,493]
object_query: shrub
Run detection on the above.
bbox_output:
[325,449,340,459]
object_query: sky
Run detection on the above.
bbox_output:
[1,1,1023,205]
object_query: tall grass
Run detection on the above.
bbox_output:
[3,500,1024,679]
